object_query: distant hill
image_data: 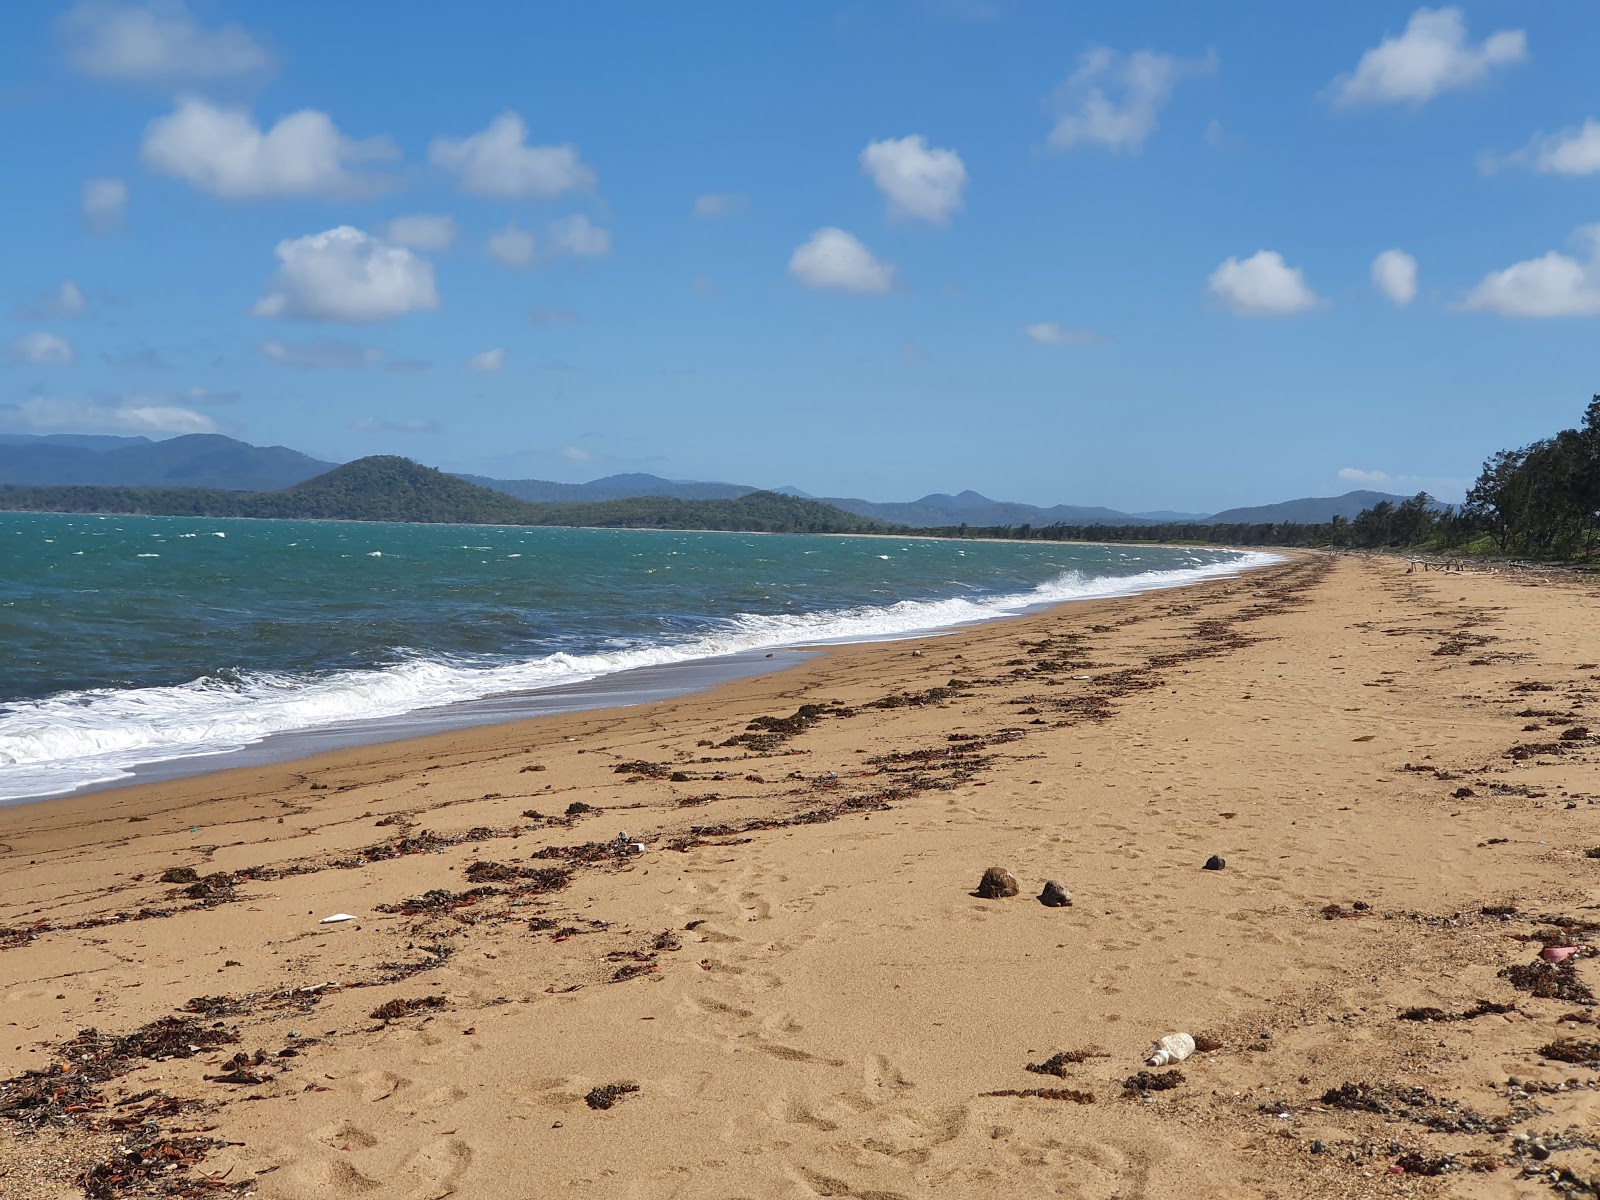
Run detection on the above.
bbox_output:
[0,433,335,492]
[814,490,1164,528]
[1207,490,1416,524]
[0,457,888,534]
[461,471,757,503]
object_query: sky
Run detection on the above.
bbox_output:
[2,1,1598,512]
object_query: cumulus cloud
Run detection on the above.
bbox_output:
[141,98,397,199]
[859,135,967,225]
[789,228,895,294]
[693,193,747,218]
[253,226,440,323]
[14,281,88,321]
[545,214,611,259]
[1207,250,1321,316]
[60,0,273,84]
[1463,225,1600,317]
[1047,47,1216,153]
[1024,322,1107,346]
[429,112,595,199]
[1486,119,1600,176]
[0,394,218,435]
[529,307,580,325]
[1371,249,1418,306]
[1331,7,1526,108]
[487,222,536,269]
[8,332,76,365]
[351,417,439,434]
[383,213,458,251]
[82,177,128,233]
[259,338,385,368]
[467,348,508,373]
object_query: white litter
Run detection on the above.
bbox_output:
[319,913,358,924]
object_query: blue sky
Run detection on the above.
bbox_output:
[2,1,1597,511]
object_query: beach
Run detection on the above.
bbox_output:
[4,551,1600,1198]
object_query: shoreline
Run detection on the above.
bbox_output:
[2,546,1279,808]
[9,553,1600,1197]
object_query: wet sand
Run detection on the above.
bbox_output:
[4,553,1600,1199]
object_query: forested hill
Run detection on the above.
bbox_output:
[0,456,889,534]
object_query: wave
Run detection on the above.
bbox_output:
[0,551,1276,802]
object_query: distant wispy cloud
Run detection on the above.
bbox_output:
[0,392,219,435]
[351,417,440,434]
[1024,322,1107,346]
[693,193,748,218]
[1047,47,1216,153]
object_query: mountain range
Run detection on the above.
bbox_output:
[0,433,1419,526]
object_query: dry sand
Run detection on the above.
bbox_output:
[5,553,1600,1199]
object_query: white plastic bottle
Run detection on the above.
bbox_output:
[1147,1033,1196,1066]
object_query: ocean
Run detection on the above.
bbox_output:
[0,513,1272,803]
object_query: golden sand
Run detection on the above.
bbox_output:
[4,554,1600,1199]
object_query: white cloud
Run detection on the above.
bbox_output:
[260,338,385,368]
[559,446,595,463]
[1371,249,1418,306]
[1488,119,1600,177]
[429,112,595,199]
[60,0,273,84]
[14,281,88,321]
[467,348,508,373]
[1047,47,1216,153]
[693,193,747,218]
[1338,467,1405,486]
[141,98,396,200]
[789,228,895,294]
[545,214,611,259]
[1331,7,1526,108]
[487,222,536,269]
[1207,250,1321,316]
[8,332,76,365]
[383,213,458,251]
[82,177,128,233]
[859,136,967,224]
[253,226,440,323]
[1463,225,1600,317]
[0,394,217,435]
[1024,322,1107,346]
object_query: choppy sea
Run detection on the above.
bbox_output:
[0,513,1273,802]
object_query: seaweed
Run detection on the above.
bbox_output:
[980,1087,1095,1103]
[1025,1049,1105,1077]
[370,995,448,1022]
[1123,1069,1185,1093]
[584,1082,639,1110]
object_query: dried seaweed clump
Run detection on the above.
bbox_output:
[980,1087,1095,1103]
[585,1082,640,1110]
[1501,960,1595,1004]
[1124,1069,1184,1093]
[371,995,448,1022]
[1025,1049,1105,1077]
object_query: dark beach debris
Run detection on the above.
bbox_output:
[462,861,571,892]
[613,760,672,779]
[157,867,199,884]
[375,886,502,916]
[1038,880,1073,907]
[1539,1038,1600,1065]
[180,873,237,904]
[565,802,600,816]
[179,995,246,1018]
[370,995,448,1022]
[1192,1034,1224,1053]
[1398,1000,1516,1023]
[608,960,659,983]
[1124,1069,1184,1094]
[374,942,455,983]
[205,1049,271,1085]
[1502,959,1596,1004]
[1321,901,1371,919]
[584,1082,640,1110]
[1026,1048,1106,1077]
[1202,855,1226,871]
[77,1134,240,1199]
[980,1087,1095,1103]
[718,703,854,753]
[975,866,1019,899]
[1562,726,1593,741]
[1319,1082,1506,1135]
[651,929,683,952]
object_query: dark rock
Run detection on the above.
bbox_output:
[1203,855,1226,871]
[1038,880,1072,907]
[976,866,1019,898]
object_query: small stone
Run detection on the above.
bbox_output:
[1203,855,1226,871]
[1310,1140,1326,1155]
[1038,880,1072,907]
[976,866,1019,898]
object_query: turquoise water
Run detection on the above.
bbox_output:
[0,513,1269,800]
